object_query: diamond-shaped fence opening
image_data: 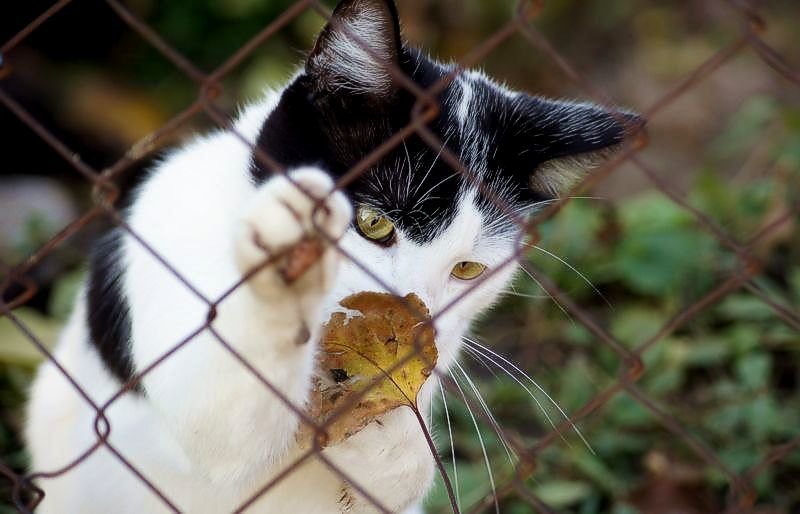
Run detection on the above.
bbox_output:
[1,0,799,513]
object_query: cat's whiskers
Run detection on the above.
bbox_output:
[403,207,434,222]
[415,171,461,208]
[482,195,603,234]
[513,240,613,310]
[447,369,500,514]
[438,343,500,513]
[462,344,501,380]
[500,290,552,300]
[436,376,461,509]
[461,340,559,438]
[451,358,515,464]
[461,336,594,453]
[402,141,415,205]
[492,196,612,308]
[517,265,575,325]
[533,195,604,206]
[411,133,454,200]
[460,344,574,455]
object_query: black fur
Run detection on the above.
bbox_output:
[254,48,468,242]
[87,230,141,392]
[254,45,637,243]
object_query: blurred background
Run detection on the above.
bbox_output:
[1,0,799,513]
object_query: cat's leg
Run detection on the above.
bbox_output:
[127,165,352,485]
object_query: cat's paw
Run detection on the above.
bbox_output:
[236,167,352,303]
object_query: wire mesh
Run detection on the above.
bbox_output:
[1,0,798,512]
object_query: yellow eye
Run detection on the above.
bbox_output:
[356,205,395,243]
[451,261,487,280]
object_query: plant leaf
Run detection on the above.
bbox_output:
[298,292,437,448]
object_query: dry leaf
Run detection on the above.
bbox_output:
[298,292,437,449]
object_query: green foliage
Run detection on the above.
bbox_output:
[614,194,722,298]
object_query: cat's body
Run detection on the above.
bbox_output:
[25,1,639,512]
[26,97,436,513]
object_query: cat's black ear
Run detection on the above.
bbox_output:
[507,97,644,197]
[306,0,403,96]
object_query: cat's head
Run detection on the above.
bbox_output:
[253,0,642,369]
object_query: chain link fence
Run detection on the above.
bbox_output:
[1,0,799,512]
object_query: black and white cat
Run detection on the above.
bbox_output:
[25,0,640,512]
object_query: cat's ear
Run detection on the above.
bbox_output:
[512,97,644,197]
[306,0,403,96]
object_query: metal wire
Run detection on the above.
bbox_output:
[1,0,798,512]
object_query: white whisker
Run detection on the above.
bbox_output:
[526,244,612,310]
[535,195,605,206]
[462,336,594,453]
[451,359,515,464]
[448,370,500,514]
[402,141,414,204]
[437,376,461,509]
[500,290,552,300]
[462,345,501,380]
[412,133,454,200]
[415,171,460,207]
[462,340,561,438]
[518,265,575,326]
[495,226,611,309]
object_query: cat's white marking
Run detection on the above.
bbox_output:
[457,79,473,129]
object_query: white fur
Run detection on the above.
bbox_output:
[456,80,473,130]
[26,88,522,513]
[309,2,396,94]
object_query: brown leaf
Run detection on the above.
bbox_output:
[298,292,437,449]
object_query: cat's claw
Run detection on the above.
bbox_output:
[236,167,352,301]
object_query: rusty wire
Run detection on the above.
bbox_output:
[1,0,799,512]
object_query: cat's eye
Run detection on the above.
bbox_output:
[356,205,395,244]
[451,261,487,280]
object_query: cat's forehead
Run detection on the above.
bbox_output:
[450,69,522,118]
[416,57,523,133]
[349,60,528,244]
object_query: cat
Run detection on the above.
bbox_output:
[25,0,641,512]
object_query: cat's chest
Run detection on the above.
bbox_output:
[325,407,435,511]
[241,407,436,513]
